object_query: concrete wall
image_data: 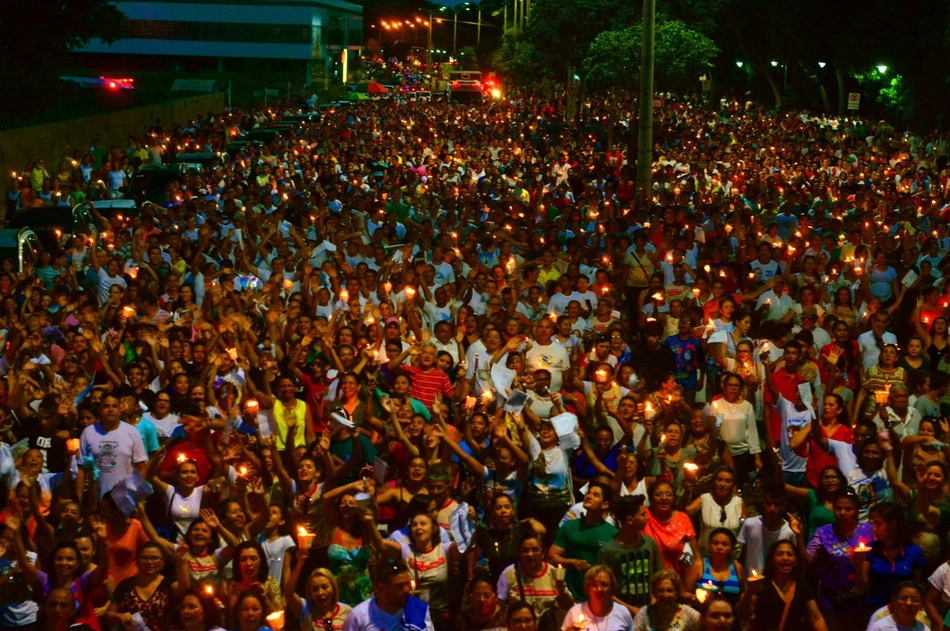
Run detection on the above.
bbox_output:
[0,92,225,182]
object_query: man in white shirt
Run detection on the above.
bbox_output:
[857,312,898,371]
[78,393,147,498]
[343,560,434,631]
[756,277,794,321]
[525,318,571,392]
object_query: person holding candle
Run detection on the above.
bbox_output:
[706,372,760,488]
[684,528,745,607]
[854,502,925,619]
[793,488,873,631]
[285,559,353,631]
[884,451,950,573]
[738,539,828,631]
[562,565,636,631]
[629,569,700,631]
[853,344,905,425]
[737,483,796,576]
[145,443,219,542]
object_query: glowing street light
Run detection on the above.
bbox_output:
[877,64,888,74]
[735,61,744,68]
[818,61,826,68]
[770,61,778,67]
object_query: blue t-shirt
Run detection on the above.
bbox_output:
[663,335,704,388]
[865,542,926,605]
[133,418,160,455]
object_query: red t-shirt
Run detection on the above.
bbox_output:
[765,367,805,447]
[796,424,854,488]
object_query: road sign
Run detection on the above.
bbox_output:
[848,92,860,110]
[567,84,579,97]
[264,89,280,97]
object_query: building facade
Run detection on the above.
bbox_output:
[79,0,362,86]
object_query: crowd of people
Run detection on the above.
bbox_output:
[2,89,950,631]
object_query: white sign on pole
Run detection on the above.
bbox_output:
[847,92,860,110]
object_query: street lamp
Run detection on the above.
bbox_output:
[877,64,888,74]
[735,61,743,68]
[770,61,778,67]
[818,61,826,68]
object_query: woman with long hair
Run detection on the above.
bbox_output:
[784,465,846,541]
[855,502,925,616]
[103,542,177,631]
[285,561,353,631]
[682,467,745,558]
[852,344,905,425]
[739,540,828,631]
[684,528,745,607]
[496,531,572,631]
[793,489,872,631]
[231,590,270,631]
[469,493,544,583]
[885,454,950,572]
[224,542,281,612]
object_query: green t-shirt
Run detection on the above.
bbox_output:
[596,534,661,608]
[805,488,835,541]
[553,517,619,599]
[330,434,379,485]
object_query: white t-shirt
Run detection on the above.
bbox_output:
[776,396,810,474]
[564,602,635,631]
[927,561,950,609]
[97,267,128,304]
[525,341,571,391]
[80,421,147,497]
[547,291,582,316]
[144,412,181,439]
[737,516,795,574]
[259,534,296,583]
[342,597,434,631]
[865,605,930,631]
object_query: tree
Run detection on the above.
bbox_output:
[520,0,634,82]
[583,21,718,93]
[496,36,553,86]
[0,0,126,126]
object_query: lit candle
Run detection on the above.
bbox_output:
[177,454,188,464]
[481,390,493,402]
[284,280,294,292]
[246,399,259,414]
[854,540,870,553]
[340,289,349,302]
[405,287,416,298]
[204,585,215,596]
[298,526,315,550]
[238,466,248,478]
[266,611,286,631]
[748,569,764,582]
[227,347,238,361]
[67,438,80,452]
[684,462,699,474]
[382,282,392,293]
[651,292,664,301]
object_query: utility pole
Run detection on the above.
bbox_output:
[453,11,457,55]
[503,2,507,32]
[525,0,529,25]
[477,7,481,44]
[427,13,433,76]
[635,0,656,197]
